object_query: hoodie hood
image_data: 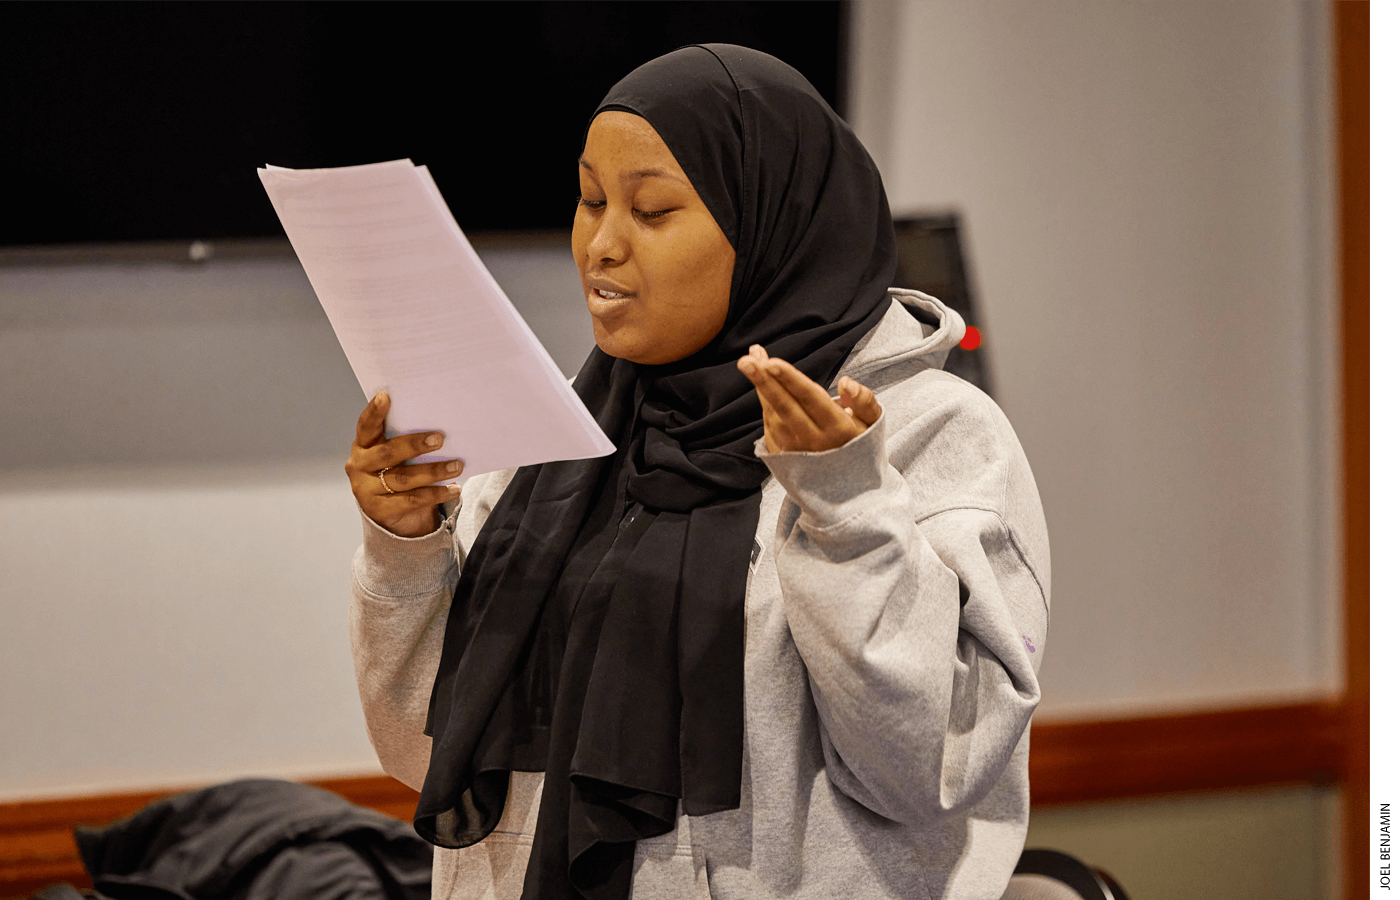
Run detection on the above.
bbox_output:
[839,288,966,383]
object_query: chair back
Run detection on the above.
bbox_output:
[1001,872,1094,900]
[1001,848,1129,900]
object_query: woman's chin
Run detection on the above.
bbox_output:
[593,332,682,366]
[591,317,717,366]
[592,323,644,363]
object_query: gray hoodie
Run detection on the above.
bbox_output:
[350,288,1051,900]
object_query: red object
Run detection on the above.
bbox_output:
[959,325,982,350]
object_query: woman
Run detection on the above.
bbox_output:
[346,44,1049,900]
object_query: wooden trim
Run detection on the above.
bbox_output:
[1333,3,1370,899]
[0,701,1347,896]
[1028,701,1346,807]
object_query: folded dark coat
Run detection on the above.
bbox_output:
[73,778,431,900]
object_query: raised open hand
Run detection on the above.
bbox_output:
[737,344,881,454]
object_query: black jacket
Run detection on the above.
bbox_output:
[70,779,431,900]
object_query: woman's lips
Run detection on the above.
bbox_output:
[587,285,636,319]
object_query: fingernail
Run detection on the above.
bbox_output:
[738,360,755,375]
[446,483,461,496]
[426,433,443,448]
[448,460,463,473]
[374,391,387,406]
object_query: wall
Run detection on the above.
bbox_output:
[0,243,590,800]
[1024,786,1339,900]
[849,0,1340,720]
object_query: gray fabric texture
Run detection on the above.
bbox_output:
[349,289,1051,900]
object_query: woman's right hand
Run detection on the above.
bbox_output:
[346,391,463,538]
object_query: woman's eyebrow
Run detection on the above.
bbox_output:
[578,157,684,183]
[625,168,683,183]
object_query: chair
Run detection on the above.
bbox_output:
[1000,848,1130,900]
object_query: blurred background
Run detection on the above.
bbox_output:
[0,2,1368,899]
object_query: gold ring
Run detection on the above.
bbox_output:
[378,467,396,494]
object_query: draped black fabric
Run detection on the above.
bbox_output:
[415,44,898,899]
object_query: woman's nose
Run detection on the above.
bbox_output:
[588,207,628,265]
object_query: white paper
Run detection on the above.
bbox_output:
[258,159,613,478]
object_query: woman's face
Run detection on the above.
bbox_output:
[573,111,736,365]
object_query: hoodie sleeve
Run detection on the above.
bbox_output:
[348,467,515,791]
[757,375,1050,826]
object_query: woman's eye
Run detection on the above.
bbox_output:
[575,197,669,220]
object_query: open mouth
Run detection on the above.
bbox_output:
[587,285,636,318]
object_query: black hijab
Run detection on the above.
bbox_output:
[415,44,897,899]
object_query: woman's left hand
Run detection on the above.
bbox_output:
[738,344,882,453]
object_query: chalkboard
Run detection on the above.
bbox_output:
[3,2,844,246]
